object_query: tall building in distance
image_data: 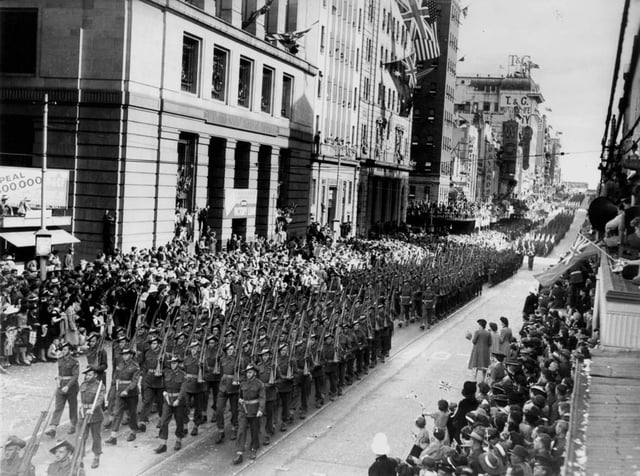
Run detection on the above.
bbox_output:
[410,0,461,204]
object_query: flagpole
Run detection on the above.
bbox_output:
[577,232,618,262]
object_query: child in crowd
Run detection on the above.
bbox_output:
[47,337,62,361]
[408,415,430,459]
[427,399,450,445]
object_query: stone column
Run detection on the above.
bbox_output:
[266,145,280,241]
[246,142,260,241]
[192,134,210,244]
[220,138,237,247]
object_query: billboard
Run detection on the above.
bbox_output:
[0,166,69,208]
[501,120,519,176]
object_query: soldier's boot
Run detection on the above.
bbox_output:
[280,422,287,432]
[191,425,198,436]
[299,410,306,420]
[91,456,100,469]
[174,440,182,451]
[44,427,56,438]
[105,436,117,446]
[249,448,257,460]
[215,430,225,444]
[232,452,243,465]
[230,427,238,441]
[138,423,146,433]
[263,434,271,445]
[154,444,167,454]
[126,432,136,442]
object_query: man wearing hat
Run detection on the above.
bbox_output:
[85,332,108,386]
[256,347,277,445]
[105,347,142,445]
[155,356,187,454]
[46,440,81,476]
[203,334,222,415]
[2,436,34,476]
[45,342,79,438]
[79,366,106,468]
[214,342,240,444]
[233,363,266,464]
[139,335,165,429]
[322,333,339,401]
[308,333,326,409]
[510,444,532,475]
[275,342,296,432]
[183,341,206,436]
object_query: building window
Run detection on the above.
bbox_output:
[0,9,38,75]
[281,74,293,118]
[261,66,274,113]
[320,26,325,53]
[181,34,200,93]
[317,75,323,98]
[182,0,204,8]
[211,46,228,101]
[358,8,362,30]
[238,57,253,108]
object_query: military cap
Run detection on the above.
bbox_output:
[4,435,26,449]
[49,440,74,455]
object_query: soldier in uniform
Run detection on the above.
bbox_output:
[232,364,266,464]
[322,333,339,401]
[308,334,326,408]
[183,341,205,435]
[256,347,277,444]
[85,332,108,386]
[78,366,105,468]
[172,332,188,360]
[46,440,82,476]
[398,280,412,326]
[293,339,311,419]
[2,436,35,476]
[139,335,164,429]
[45,342,79,438]
[203,334,221,416]
[215,342,240,444]
[105,347,142,445]
[275,343,296,431]
[353,318,368,378]
[104,334,128,428]
[421,285,436,330]
[155,356,187,453]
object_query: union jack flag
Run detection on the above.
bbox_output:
[395,0,441,62]
[561,234,591,265]
[438,380,452,392]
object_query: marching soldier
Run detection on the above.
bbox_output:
[183,341,206,435]
[203,334,222,415]
[256,347,277,444]
[46,440,83,476]
[293,339,311,420]
[155,356,187,453]
[421,285,436,330]
[232,363,265,464]
[308,333,326,408]
[276,342,296,431]
[85,332,108,386]
[105,347,142,445]
[322,334,339,401]
[104,334,129,428]
[2,436,35,476]
[45,342,79,438]
[215,342,240,444]
[78,366,105,468]
[139,335,164,429]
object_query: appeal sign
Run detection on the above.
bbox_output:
[0,166,69,208]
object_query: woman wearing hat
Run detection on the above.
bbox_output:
[2,436,34,476]
[468,319,492,381]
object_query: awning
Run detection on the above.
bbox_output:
[0,229,80,248]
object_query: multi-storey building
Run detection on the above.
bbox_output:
[0,0,317,258]
[454,74,547,200]
[303,0,413,237]
[410,0,461,204]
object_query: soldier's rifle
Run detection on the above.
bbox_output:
[232,312,248,384]
[212,299,235,374]
[155,304,180,374]
[17,389,56,476]
[69,381,104,476]
[197,305,215,382]
[125,290,141,345]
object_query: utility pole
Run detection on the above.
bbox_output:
[36,94,51,282]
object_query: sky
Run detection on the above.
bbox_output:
[456,0,640,189]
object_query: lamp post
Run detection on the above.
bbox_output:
[36,94,51,282]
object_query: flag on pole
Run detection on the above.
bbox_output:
[242,0,274,29]
[395,0,441,61]
[533,234,599,287]
[266,20,318,55]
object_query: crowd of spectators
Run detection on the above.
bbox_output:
[370,255,598,475]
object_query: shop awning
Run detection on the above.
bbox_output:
[0,229,80,248]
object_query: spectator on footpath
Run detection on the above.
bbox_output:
[467,319,491,381]
[368,433,399,476]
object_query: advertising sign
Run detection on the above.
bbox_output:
[501,120,519,176]
[0,167,69,208]
[224,189,256,219]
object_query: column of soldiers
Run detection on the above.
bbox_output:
[8,233,533,472]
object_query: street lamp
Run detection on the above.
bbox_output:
[36,93,50,281]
